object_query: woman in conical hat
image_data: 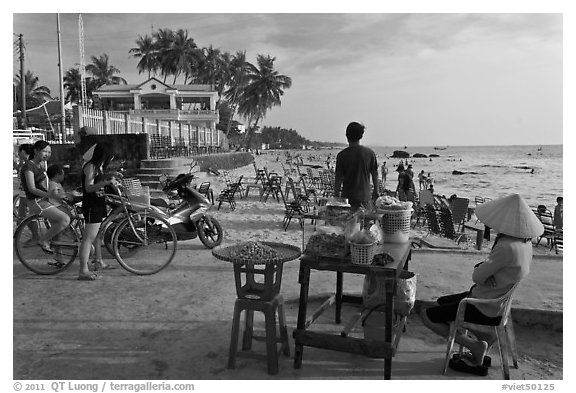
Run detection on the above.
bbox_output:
[420,194,543,375]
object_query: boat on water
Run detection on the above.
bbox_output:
[434,146,447,150]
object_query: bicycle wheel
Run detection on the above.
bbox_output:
[198,215,223,249]
[102,215,125,257]
[112,212,177,275]
[14,215,80,275]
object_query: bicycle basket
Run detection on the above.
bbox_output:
[122,178,150,208]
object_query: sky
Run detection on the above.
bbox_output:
[9,4,566,147]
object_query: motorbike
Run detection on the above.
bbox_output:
[148,171,224,249]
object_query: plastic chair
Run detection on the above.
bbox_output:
[443,283,520,380]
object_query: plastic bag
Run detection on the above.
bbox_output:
[362,270,417,316]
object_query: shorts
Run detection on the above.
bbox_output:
[425,291,502,326]
[83,205,107,223]
[27,197,56,216]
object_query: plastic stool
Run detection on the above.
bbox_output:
[227,294,290,375]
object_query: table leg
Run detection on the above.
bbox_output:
[294,264,310,369]
[384,276,395,380]
[336,271,343,324]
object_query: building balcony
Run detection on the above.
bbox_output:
[129,109,219,122]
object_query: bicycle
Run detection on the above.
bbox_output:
[13,179,178,276]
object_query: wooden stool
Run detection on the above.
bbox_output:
[228,294,290,375]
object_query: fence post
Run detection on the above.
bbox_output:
[102,110,109,135]
[124,113,130,134]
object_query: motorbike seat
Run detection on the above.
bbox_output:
[150,197,170,209]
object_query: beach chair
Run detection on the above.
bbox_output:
[450,197,470,232]
[261,170,283,203]
[278,184,307,231]
[443,283,520,380]
[424,205,441,235]
[553,229,563,254]
[216,175,243,211]
[533,208,555,249]
[415,190,435,227]
[197,182,214,205]
[223,171,244,199]
[438,207,467,244]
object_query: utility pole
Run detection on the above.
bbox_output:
[19,34,27,129]
[57,14,66,142]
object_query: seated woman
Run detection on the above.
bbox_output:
[420,194,544,375]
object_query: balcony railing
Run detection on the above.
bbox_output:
[129,109,218,121]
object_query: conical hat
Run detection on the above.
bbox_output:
[476,194,544,238]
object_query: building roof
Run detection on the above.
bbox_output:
[94,77,214,93]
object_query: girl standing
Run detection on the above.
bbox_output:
[78,144,117,280]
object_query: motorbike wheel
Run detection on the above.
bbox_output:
[198,215,223,249]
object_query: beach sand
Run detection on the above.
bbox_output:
[12,151,563,380]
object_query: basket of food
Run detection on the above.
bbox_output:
[349,230,377,265]
[212,241,301,265]
[375,196,413,243]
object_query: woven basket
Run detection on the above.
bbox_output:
[350,241,377,265]
[379,208,413,243]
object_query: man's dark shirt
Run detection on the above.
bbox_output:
[335,145,378,205]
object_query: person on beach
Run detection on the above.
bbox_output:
[420,194,543,376]
[334,122,379,210]
[78,144,118,280]
[418,170,427,190]
[381,161,388,186]
[21,140,71,252]
[405,164,414,179]
[16,143,35,223]
[553,197,563,230]
[396,163,416,202]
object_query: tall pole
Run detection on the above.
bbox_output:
[19,34,27,129]
[57,14,66,142]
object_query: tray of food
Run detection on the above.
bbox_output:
[304,233,348,259]
[212,241,301,265]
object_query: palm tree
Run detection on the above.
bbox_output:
[237,54,292,147]
[13,70,52,111]
[165,29,199,84]
[63,67,98,105]
[129,34,160,79]
[223,50,250,136]
[85,54,127,88]
[153,28,177,83]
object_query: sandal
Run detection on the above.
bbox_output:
[91,260,116,271]
[448,357,489,376]
[453,353,492,368]
[77,272,102,281]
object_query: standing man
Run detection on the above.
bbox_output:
[381,161,388,188]
[334,122,379,210]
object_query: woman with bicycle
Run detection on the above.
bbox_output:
[21,140,70,252]
[79,143,118,280]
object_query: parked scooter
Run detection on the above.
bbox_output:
[149,171,223,249]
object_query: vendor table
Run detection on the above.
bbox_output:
[293,241,412,379]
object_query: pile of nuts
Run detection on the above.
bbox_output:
[230,241,280,261]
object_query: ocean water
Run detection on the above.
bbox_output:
[299,145,563,210]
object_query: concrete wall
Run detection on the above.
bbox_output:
[195,152,253,172]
